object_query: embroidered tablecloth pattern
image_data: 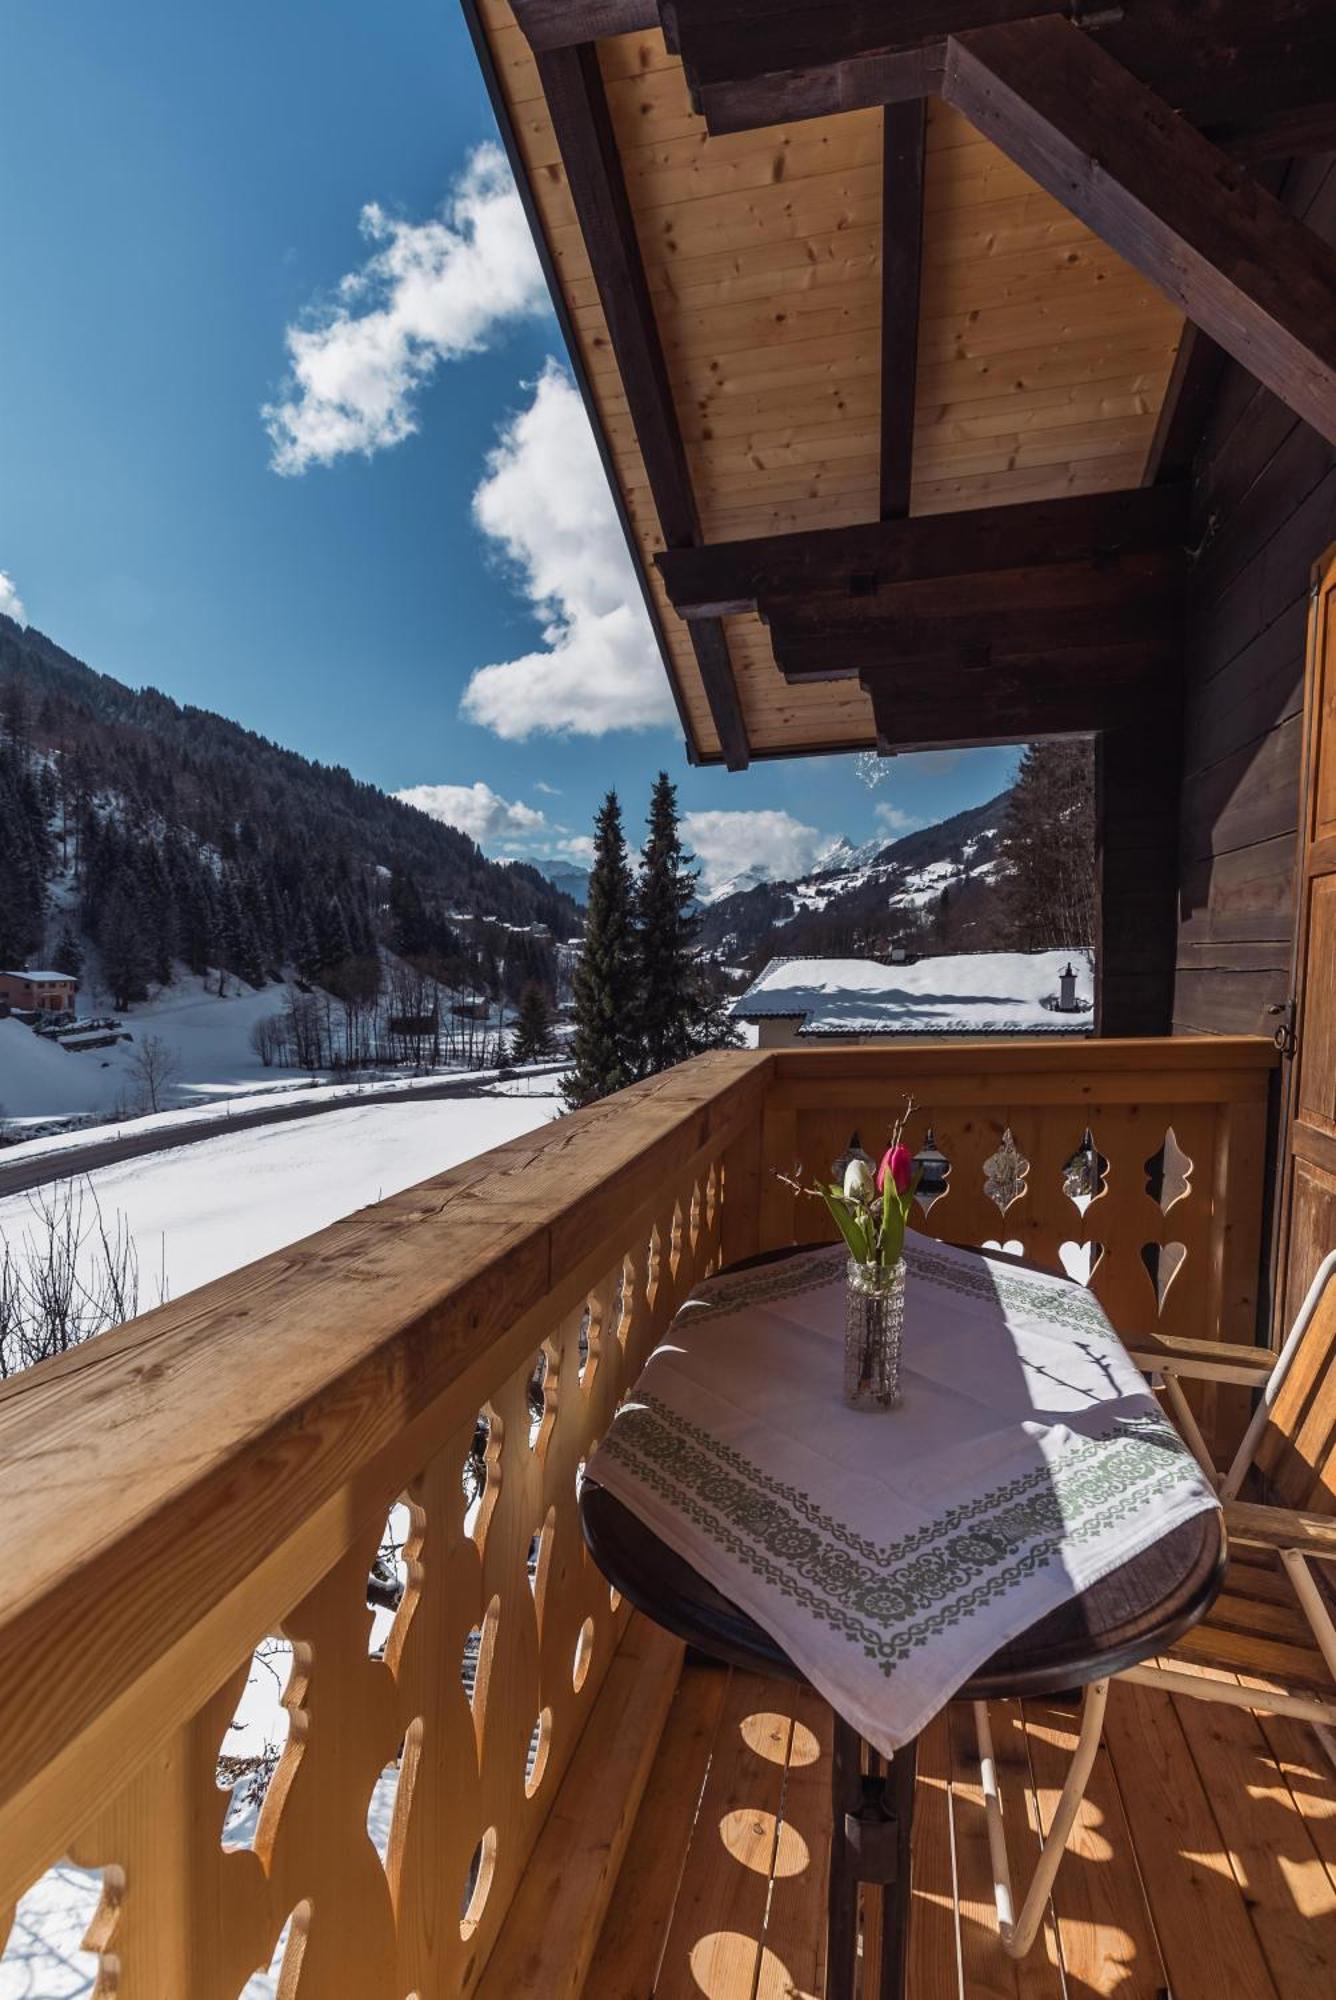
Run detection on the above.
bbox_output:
[587,1234,1219,1752]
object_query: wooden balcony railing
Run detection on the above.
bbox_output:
[0,1037,1276,1997]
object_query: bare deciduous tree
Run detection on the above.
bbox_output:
[127,1032,182,1114]
[249,1014,285,1068]
[0,1179,148,1377]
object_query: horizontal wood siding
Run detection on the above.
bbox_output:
[1174,154,1336,1037]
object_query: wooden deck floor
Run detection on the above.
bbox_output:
[585,1661,1336,1999]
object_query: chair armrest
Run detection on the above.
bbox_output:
[1223,1500,1336,1559]
[1126,1332,1276,1386]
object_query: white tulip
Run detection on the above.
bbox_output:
[843,1158,875,1203]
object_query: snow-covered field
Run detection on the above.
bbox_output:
[0,975,313,1131]
[0,1081,562,1997]
[0,970,550,1141]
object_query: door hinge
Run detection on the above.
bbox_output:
[1269,998,1297,1059]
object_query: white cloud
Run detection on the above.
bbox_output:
[682,809,835,898]
[264,144,549,474]
[0,571,27,625]
[554,834,595,864]
[394,779,548,849]
[874,803,923,836]
[459,362,677,739]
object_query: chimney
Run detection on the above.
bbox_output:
[1058,962,1078,1012]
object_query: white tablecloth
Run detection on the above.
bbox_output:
[587,1233,1219,1753]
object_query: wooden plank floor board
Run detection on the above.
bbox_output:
[1022,1697,1168,2000]
[583,1664,729,2000]
[946,1699,1064,2000]
[754,1682,832,2000]
[584,1666,1333,1997]
[1099,1679,1281,2000]
[906,1710,963,2000]
[654,1670,794,2000]
[1170,1665,1336,1997]
[1245,1680,1336,1897]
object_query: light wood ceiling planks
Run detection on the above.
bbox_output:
[473,3,1183,762]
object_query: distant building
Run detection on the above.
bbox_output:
[0,969,79,1017]
[731,949,1094,1047]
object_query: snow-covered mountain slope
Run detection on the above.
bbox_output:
[698,790,1011,970]
[531,857,590,905]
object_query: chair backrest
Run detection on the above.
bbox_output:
[1246,1249,1336,1512]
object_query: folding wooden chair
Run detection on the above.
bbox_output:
[1124,1247,1336,1732]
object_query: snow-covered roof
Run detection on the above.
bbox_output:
[731,950,1094,1037]
[0,968,75,982]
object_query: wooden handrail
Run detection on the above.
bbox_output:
[0,1049,771,1918]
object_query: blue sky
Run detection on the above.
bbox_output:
[0,0,1019,892]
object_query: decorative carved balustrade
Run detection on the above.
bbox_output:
[0,1038,1276,1996]
[759,1040,1276,1352]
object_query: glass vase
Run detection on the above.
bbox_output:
[844,1257,906,1410]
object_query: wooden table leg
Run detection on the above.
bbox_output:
[827,1717,918,1999]
[878,1734,917,2000]
[827,1715,861,1996]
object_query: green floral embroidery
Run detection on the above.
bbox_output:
[682,1247,846,1324]
[904,1242,1108,1336]
[599,1397,1201,1678]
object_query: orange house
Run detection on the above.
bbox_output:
[0,968,78,1014]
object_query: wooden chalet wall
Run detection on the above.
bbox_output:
[1174,155,1336,1038]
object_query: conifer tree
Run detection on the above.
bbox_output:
[512,983,555,1064]
[635,772,701,1075]
[564,791,639,1109]
[999,741,1095,949]
[52,922,83,980]
[635,771,737,1076]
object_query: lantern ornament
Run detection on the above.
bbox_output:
[1062,1127,1107,1206]
[911,1128,952,1214]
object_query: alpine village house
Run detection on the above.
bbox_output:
[5,5,1336,1996]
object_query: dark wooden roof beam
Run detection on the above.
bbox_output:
[510,0,658,51]
[941,18,1336,449]
[772,584,1176,688]
[656,485,1187,621]
[647,1,1336,147]
[862,641,1179,753]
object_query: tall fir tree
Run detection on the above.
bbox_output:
[635,771,703,1075]
[635,771,738,1075]
[564,791,640,1108]
[999,740,1096,949]
[512,982,555,1063]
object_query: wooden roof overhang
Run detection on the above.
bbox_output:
[466,1,1336,769]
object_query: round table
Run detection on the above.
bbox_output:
[580,1244,1226,1999]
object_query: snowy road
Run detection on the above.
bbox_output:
[0,1060,567,1201]
[0,1085,564,1306]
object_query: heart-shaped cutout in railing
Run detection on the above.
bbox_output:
[1141,1240,1187,1310]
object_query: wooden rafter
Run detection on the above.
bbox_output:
[941,18,1336,449]
[879,99,926,522]
[656,487,1188,620]
[860,638,1180,754]
[650,0,1336,156]
[533,41,750,769]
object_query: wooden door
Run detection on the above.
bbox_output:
[1279,543,1336,1334]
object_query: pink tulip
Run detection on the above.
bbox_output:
[877,1144,915,1195]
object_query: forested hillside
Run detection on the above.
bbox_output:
[0,613,579,1008]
